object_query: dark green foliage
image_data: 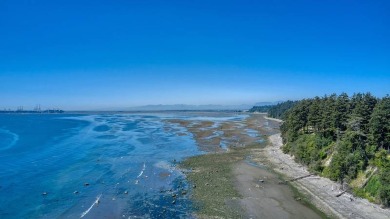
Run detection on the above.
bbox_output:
[267,100,298,119]
[308,97,323,132]
[334,92,350,132]
[375,150,390,206]
[379,167,390,206]
[369,96,390,151]
[279,93,390,206]
[350,93,378,133]
[248,105,272,113]
[288,134,327,166]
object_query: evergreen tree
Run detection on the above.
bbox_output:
[321,94,337,138]
[369,96,390,151]
[308,96,322,132]
[277,93,390,206]
[334,92,350,132]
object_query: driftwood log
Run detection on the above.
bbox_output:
[289,174,313,182]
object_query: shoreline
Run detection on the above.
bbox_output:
[178,113,327,218]
[263,119,390,219]
[264,116,283,123]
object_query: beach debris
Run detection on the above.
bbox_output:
[172,200,176,205]
[259,179,265,183]
[289,174,313,182]
[181,190,187,195]
[74,191,79,194]
[172,194,177,198]
[42,192,48,196]
[335,190,346,197]
[192,184,196,189]
[124,190,128,194]
[84,183,90,186]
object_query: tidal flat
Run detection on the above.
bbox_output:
[0,112,326,219]
[174,113,328,218]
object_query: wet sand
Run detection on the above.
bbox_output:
[234,161,323,219]
[177,113,327,218]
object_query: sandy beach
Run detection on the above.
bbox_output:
[178,113,327,218]
[233,160,324,218]
[263,132,390,219]
[177,113,390,218]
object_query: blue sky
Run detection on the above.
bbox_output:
[0,0,389,110]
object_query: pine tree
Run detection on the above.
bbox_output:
[308,96,322,132]
[369,96,390,151]
[334,93,350,132]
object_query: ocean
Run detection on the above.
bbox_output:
[0,113,245,218]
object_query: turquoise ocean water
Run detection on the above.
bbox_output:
[0,113,221,218]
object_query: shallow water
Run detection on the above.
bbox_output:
[0,113,249,218]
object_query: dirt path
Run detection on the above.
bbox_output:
[264,133,390,219]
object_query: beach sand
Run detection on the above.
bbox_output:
[177,113,390,218]
[233,160,323,219]
[178,113,327,218]
[263,132,390,219]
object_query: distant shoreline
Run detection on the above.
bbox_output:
[0,109,248,115]
[0,110,64,114]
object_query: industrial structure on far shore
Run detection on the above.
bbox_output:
[0,105,64,114]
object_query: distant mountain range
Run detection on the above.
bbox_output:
[253,101,283,106]
[92,102,284,112]
[124,104,253,111]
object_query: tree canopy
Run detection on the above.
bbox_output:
[268,93,390,206]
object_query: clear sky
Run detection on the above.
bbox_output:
[0,0,389,110]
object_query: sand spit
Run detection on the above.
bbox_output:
[264,132,390,219]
